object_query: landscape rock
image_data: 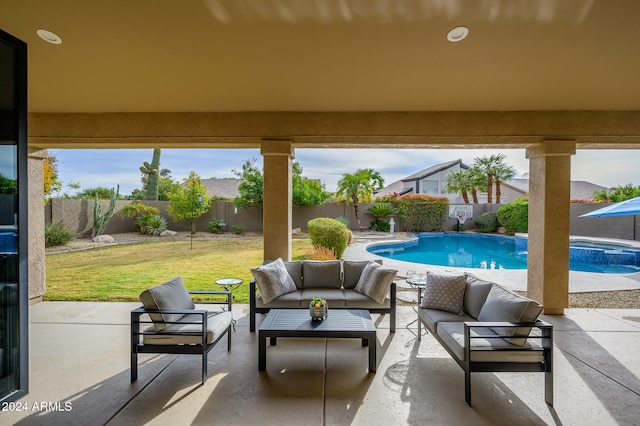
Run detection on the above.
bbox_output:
[160,230,178,237]
[292,228,301,235]
[92,235,115,244]
[497,227,507,234]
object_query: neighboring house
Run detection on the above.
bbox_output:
[374,159,469,203]
[201,178,241,199]
[501,178,606,202]
[375,161,606,204]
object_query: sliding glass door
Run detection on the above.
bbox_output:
[0,28,28,403]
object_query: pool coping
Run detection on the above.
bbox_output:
[344,232,640,293]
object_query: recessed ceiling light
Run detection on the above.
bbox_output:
[36,29,62,45]
[447,26,469,42]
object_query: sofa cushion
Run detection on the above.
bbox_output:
[140,277,195,331]
[418,308,475,335]
[344,289,390,308]
[463,274,494,318]
[354,261,397,304]
[300,289,347,308]
[419,272,467,315]
[437,322,543,363]
[284,260,303,289]
[342,260,372,289]
[255,291,301,309]
[143,311,232,345]
[303,260,342,289]
[477,285,543,346]
[251,258,298,304]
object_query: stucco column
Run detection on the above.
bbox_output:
[526,140,576,315]
[261,140,294,262]
[28,148,47,303]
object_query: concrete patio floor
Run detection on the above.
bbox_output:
[4,302,640,425]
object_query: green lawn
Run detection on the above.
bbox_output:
[45,237,313,303]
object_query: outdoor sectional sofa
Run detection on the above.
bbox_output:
[249,258,397,333]
[417,272,553,406]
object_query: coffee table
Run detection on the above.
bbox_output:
[258,309,377,373]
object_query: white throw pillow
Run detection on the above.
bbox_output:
[419,272,467,315]
[251,258,298,304]
[354,261,397,304]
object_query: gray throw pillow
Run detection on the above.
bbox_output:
[477,285,543,346]
[342,260,373,289]
[463,273,494,318]
[251,258,298,304]
[140,277,195,331]
[354,261,397,304]
[419,272,467,315]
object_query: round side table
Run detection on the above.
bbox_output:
[216,278,244,295]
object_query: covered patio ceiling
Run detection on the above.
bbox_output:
[2,0,640,116]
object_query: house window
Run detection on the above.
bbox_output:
[421,179,439,195]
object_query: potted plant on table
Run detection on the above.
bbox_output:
[309,297,328,321]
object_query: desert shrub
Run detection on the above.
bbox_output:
[395,194,449,232]
[137,214,167,236]
[370,219,391,232]
[232,224,245,234]
[45,223,74,247]
[334,216,350,227]
[496,199,529,235]
[307,217,350,258]
[474,211,499,233]
[304,245,337,260]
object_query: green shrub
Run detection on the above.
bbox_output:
[474,211,499,233]
[369,219,391,232]
[232,224,245,234]
[208,219,225,234]
[334,216,350,227]
[395,194,449,232]
[496,199,529,235]
[45,223,74,247]
[307,217,350,258]
[137,214,168,236]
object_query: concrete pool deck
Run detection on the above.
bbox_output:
[345,233,640,293]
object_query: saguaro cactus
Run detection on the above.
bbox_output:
[140,148,161,200]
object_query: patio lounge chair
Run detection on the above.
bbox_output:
[130,277,233,384]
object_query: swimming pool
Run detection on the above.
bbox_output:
[367,233,640,274]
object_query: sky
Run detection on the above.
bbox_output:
[46,147,640,197]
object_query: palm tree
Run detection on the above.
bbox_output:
[493,163,516,203]
[335,168,384,227]
[473,154,511,204]
[468,166,486,204]
[445,170,472,204]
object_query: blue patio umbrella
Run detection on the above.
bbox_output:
[578,196,640,218]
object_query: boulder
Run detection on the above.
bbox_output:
[160,230,178,237]
[92,235,115,244]
[497,227,507,234]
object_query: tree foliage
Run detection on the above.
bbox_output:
[472,154,515,203]
[166,172,213,232]
[232,159,329,208]
[335,168,384,226]
[592,183,640,202]
[0,173,16,194]
[43,155,62,203]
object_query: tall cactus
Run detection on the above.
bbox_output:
[140,148,161,200]
[93,185,120,237]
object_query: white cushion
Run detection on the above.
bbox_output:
[419,272,467,315]
[354,261,397,304]
[251,258,298,304]
[139,277,195,331]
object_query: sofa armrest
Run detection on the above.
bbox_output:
[188,290,232,310]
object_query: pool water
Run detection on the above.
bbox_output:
[368,233,640,274]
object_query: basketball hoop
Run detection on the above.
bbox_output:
[456,210,467,223]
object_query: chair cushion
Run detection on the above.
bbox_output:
[251,258,298,304]
[463,273,494,318]
[354,261,397,304]
[437,322,543,363]
[139,277,195,331]
[302,260,342,289]
[419,272,467,315]
[143,311,233,345]
[477,285,543,346]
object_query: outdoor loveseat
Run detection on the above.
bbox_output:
[131,277,233,384]
[417,272,553,406]
[250,258,397,333]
